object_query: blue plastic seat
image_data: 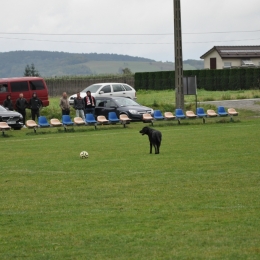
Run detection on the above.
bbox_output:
[62,115,74,126]
[108,112,120,123]
[217,106,228,117]
[85,114,97,124]
[175,109,186,119]
[38,116,50,127]
[85,114,97,129]
[153,110,164,120]
[196,107,207,118]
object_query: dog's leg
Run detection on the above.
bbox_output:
[153,144,158,154]
[150,142,153,154]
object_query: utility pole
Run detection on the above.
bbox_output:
[174,0,184,110]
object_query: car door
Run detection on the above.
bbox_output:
[102,99,118,117]
[111,84,126,98]
[95,98,107,118]
[95,98,117,118]
[98,84,112,97]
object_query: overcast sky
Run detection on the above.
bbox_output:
[1,0,260,62]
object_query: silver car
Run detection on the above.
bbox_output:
[68,83,136,105]
[0,105,23,129]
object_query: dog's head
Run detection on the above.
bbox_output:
[139,126,149,135]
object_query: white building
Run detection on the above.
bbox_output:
[200,46,260,69]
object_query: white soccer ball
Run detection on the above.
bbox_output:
[80,151,89,159]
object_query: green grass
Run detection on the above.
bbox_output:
[1,118,260,259]
[137,89,260,104]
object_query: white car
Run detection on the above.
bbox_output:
[68,83,136,105]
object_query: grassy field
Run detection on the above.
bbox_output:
[136,89,260,105]
[1,90,260,259]
[1,113,260,259]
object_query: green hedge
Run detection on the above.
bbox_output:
[135,68,260,91]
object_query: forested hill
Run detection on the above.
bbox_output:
[1,51,155,62]
[0,50,203,77]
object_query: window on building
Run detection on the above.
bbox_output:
[223,62,232,68]
[241,60,255,66]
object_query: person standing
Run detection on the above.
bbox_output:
[60,92,70,115]
[15,93,28,126]
[84,91,96,115]
[29,92,43,121]
[74,92,85,120]
[3,94,14,111]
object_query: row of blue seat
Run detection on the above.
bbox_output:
[62,112,122,125]
[150,106,238,124]
[33,112,124,132]
[27,106,237,133]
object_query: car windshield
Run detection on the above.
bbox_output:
[114,97,140,107]
[81,84,103,93]
[0,105,7,112]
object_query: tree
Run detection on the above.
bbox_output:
[120,67,132,75]
[24,63,40,76]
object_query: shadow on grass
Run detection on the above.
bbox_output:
[0,133,14,138]
[152,119,241,127]
[25,125,131,136]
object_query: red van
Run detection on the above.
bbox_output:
[0,77,49,108]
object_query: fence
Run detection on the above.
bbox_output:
[134,68,260,91]
[45,68,260,96]
[45,75,135,97]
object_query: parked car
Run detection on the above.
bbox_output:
[94,97,153,121]
[68,83,136,105]
[0,105,23,129]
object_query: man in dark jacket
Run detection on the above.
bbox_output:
[84,91,96,115]
[74,92,85,120]
[15,93,28,126]
[3,94,14,111]
[29,92,43,121]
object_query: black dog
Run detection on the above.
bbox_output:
[139,126,162,154]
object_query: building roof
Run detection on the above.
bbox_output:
[200,46,260,59]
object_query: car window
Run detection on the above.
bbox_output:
[29,80,45,90]
[122,84,133,91]
[0,84,8,92]
[112,84,125,92]
[100,85,111,93]
[105,100,117,108]
[114,97,139,106]
[96,99,106,107]
[10,81,29,92]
